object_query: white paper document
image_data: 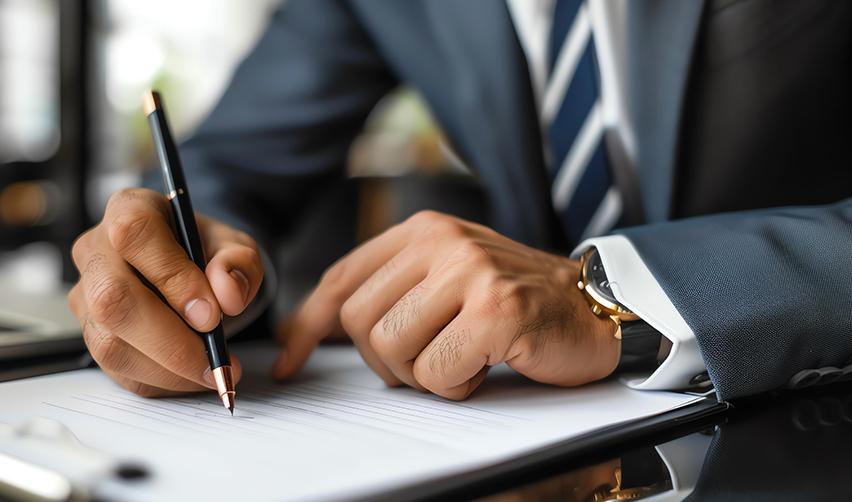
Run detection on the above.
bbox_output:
[0,342,703,501]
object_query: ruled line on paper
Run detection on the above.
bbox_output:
[41,377,530,449]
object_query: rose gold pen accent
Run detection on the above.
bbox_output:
[212,365,237,415]
[142,91,157,116]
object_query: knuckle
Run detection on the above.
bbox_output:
[478,282,526,319]
[415,213,465,240]
[82,252,109,278]
[368,323,394,357]
[110,187,141,201]
[339,298,366,340]
[106,188,134,208]
[88,276,135,329]
[458,241,493,267]
[109,187,156,207]
[82,322,125,371]
[429,220,465,241]
[70,227,97,269]
[108,210,153,257]
[412,358,441,390]
[107,188,167,219]
[407,209,444,228]
[318,261,348,302]
[232,245,262,275]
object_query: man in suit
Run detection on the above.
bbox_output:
[67,0,852,402]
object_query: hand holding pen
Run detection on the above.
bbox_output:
[67,92,265,412]
[144,90,238,413]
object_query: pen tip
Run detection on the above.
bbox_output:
[220,391,236,414]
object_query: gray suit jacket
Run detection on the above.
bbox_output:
[175,0,852,400]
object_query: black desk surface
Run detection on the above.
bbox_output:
[456,383,852,501]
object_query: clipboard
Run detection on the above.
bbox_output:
[0,342,729,501]
[372,396,728,501]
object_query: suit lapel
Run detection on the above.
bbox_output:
[419,1,705,236]
[423,1,556,248]
[626,0,705,222]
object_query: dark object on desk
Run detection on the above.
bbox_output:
[0,289,83,365]
[0,350,91,384]
[144,90,236,415]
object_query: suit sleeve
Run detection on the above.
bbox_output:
[145,0,397,247]
[572,236,708,392]
[613,199,852,401]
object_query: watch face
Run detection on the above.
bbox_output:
[586,249,620,305]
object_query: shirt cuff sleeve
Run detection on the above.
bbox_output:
[571,235,707,391]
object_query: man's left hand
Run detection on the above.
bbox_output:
[273,211,619,400]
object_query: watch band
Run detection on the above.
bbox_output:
[617,321,663,373]
[577,247,664,374]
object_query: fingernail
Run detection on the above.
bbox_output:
[185,298,213,330]
[230,269,250,305]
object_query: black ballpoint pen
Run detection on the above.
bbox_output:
[143,90,236,415]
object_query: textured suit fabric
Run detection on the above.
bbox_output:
[620,0,852,400]
[170,0,852,400]
[622,201,852,400]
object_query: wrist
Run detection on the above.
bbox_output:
[567,259,622,379]
[576,247,665,376]
[590,309,621,378]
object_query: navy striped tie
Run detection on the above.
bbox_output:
[544,0,621,246]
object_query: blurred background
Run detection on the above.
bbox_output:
[0,0,478,312]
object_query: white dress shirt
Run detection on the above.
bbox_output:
[505,0,708,391]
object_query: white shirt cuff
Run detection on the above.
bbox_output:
[571,235,707,391]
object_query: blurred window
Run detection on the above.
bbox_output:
[0,0,60,163]
[90,0,283,214]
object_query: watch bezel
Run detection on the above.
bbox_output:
[578,248,641,322]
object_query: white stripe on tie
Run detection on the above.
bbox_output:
[540,4,592,125]
[551,101,603,210]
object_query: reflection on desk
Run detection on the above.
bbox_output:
[477,388,852,501]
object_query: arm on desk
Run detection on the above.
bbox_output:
[610,199,852,400]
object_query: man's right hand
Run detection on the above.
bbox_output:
[68,188,264,397]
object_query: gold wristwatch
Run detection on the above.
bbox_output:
[577,248,666,372]
[577,248,640,340]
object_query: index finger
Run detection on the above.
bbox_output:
[275,211,476,379]
[104,188,222,332]
[75,233,213,387]
[273,219,420,379]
